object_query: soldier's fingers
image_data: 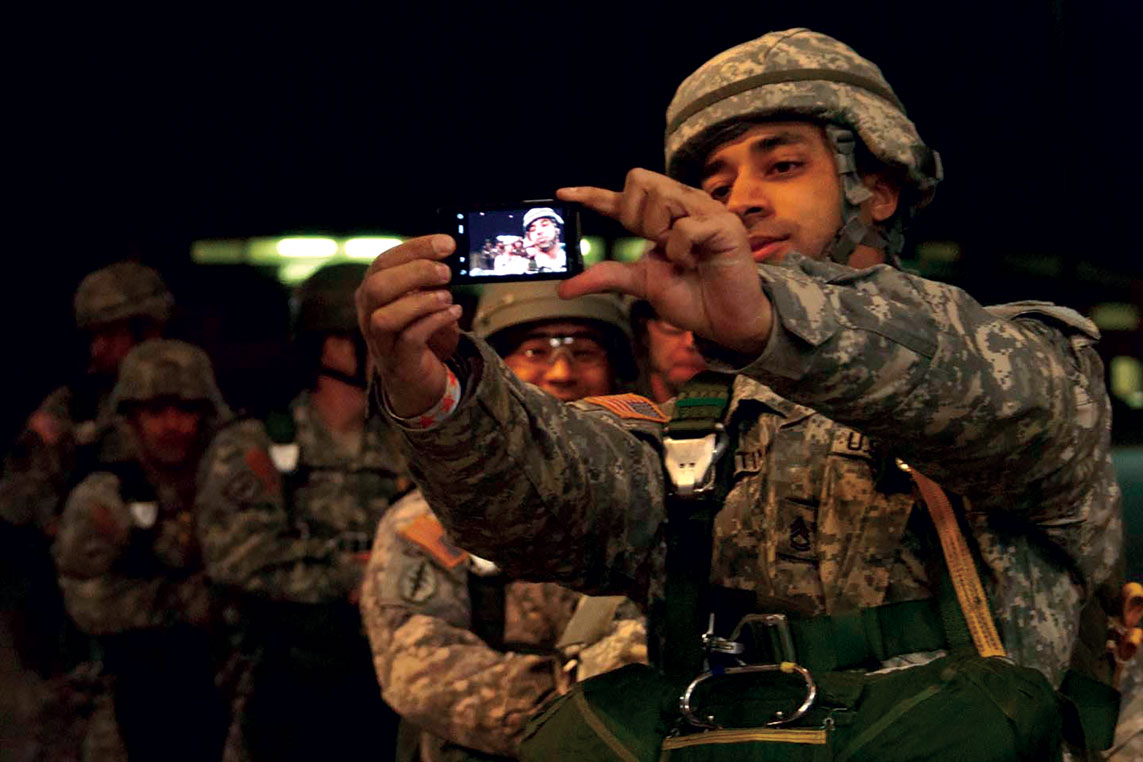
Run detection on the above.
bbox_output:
[396,305,463,352]
[366,235,455,275]
[368,290,455,345]
[558,261,647,301]
[664,215,747,269]
[642,185,692,243]
[359,259,452,313]
[557,186,622,219]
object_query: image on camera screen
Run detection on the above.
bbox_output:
[461,206,570,278]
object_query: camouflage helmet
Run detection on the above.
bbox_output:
[664,28,942,213]
[291,262,367,336]
[473,282,635,380]
[112,339,230,419]
[74,262,174,330]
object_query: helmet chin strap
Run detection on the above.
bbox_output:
[822,125,905,268]
[315,334,369,389]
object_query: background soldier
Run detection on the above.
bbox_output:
[361,281,646,762]
[196,263,406,762]
[358,28,1124,760]
[53,339,230,762]
[1,261,172,761]
[629,299,706,403]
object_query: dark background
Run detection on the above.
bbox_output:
[5,0,1142,442]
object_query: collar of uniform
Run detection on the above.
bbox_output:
[726,374,815,427]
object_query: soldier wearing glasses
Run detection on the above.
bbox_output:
[360,282,645,762]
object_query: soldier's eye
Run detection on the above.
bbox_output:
[770,161,802,176]
[706,185,731,203]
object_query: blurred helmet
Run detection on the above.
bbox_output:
[291,262,368,336]
[522,207,564,233]
[112,339,229,419]
[473,281,635,380]
[664,28,942,235]
[74,262,174,330]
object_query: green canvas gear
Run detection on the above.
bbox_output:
[74,262,174,330]
[518,372,1113,761]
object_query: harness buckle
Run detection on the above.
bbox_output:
[663,424,728,498]
[733,613,798,665]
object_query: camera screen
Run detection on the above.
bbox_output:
[452,204,578,281]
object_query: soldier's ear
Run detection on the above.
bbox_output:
[862,173,900,223]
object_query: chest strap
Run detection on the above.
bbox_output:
[710,596,948,674]
[660,372,735,681]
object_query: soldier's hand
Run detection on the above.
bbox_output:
[558,170,772,357]
[356,235,462,418]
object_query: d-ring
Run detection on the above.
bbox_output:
[679,662,818,730]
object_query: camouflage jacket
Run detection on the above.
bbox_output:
[0,383,115,533]
[196,393,409,604]
[53,462,210,636]
[362,490,595,760]
[383,254,1122,688]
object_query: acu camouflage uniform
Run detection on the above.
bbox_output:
[197,262,409,761]
[0,263,170,762]
[196,391,409,602]
[363,283,648,761]
[362,490,648,762]
[52,339,230,762]
[376,29,1122,754]
[1,262,173,535]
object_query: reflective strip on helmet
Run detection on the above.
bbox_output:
[666,68,906,139]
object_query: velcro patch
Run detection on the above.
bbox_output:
[580,394,668,423]
[399,513,468,570]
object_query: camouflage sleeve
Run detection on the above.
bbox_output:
[195,419,359,603]
[53,472,132,579]
[729,256,1117,571]
[381,335,667,598]
[0,388,75,530]
[360,492,563,758]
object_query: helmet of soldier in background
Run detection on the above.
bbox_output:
[111,339,231,426]
[74,262,174,331]
[472,281,636,383]
[290,262,369,388]
[664,28,943,263]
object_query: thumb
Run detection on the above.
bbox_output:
[558,261,646,300]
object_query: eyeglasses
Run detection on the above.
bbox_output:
[508,335,609,368]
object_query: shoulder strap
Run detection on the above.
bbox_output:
[907,467,1006,658]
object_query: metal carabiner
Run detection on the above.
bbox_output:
[678,662,818,730]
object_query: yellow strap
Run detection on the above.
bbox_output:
[661,727,828,749]
[909,467,1007,659]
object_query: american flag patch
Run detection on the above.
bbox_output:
[580,394,669,423]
